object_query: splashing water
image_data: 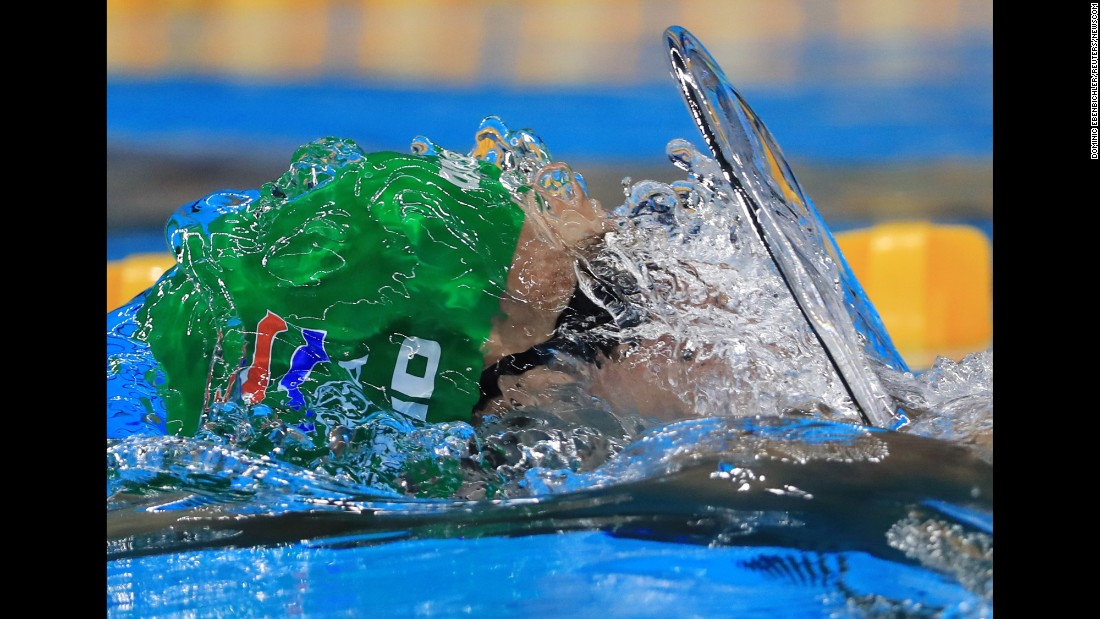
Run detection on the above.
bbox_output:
[585,137,857,423]
[107,26,991,618]
[107,89,994,503]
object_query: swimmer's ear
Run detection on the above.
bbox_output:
[516,190,561,247]
[527,162,611,250]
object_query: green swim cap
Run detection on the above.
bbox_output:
[137,137,525,439]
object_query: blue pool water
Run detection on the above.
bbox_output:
[109,532,989,617]
[107,414,993,617]
[106,75,992,165]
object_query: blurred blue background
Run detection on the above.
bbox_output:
[106,0,992,258]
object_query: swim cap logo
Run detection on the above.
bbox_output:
[278,328,331,410]
[237,311,442,422]
[389,336,441,420]
[241,310,289,404]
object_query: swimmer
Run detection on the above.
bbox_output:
[107,115,879,461]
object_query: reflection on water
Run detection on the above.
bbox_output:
[107,25,991,618]
[108,414,992,616]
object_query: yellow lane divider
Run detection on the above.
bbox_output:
[106,252,176,313]
[835,221,992,369]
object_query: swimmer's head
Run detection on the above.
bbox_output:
[140,120,609,435]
